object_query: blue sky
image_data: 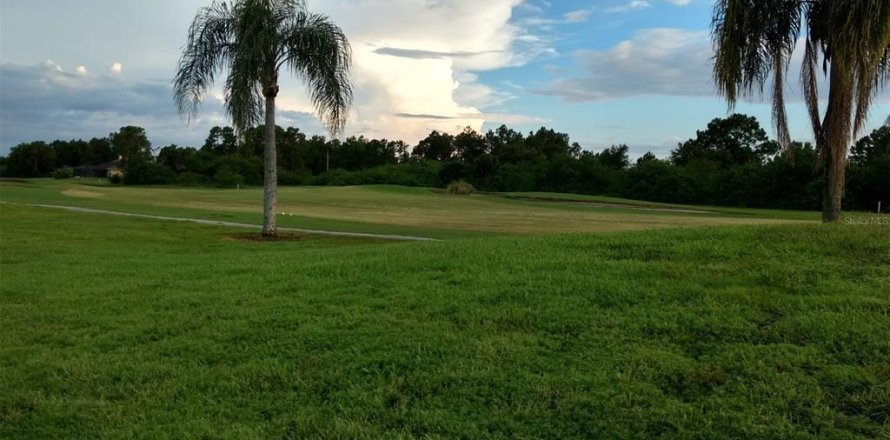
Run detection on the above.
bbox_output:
[1,0,887,158]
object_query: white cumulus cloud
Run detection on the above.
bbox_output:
[272,0,544,143]
[535,28,714,102]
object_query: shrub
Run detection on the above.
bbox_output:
[52,167,74,179]
[446,180,476,195]
[215,156,262,185]
[310,162,442,188]
[177,171,208,187]
[278,168,312,186]
[311,169,360,186]
[359,163,441,187]
[212,169,244,187]
[123,161,176,185]
[438,161,471,187]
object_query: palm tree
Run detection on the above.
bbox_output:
[712,0,890,222]
[174,0,352,236]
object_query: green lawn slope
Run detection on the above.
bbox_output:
[1,204,888,439]
[0,179,816,239]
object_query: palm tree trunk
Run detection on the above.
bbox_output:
[262,93,278,237]
[821,142,846,223]
[821,58,852,223]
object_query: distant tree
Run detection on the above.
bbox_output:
[758,142,822,210]
[671,114,767,167]
[486,125,527,164]
[123,161,177,185]
[850,126,890,167]
[413,131,455,162]
[86,138,115,165]
[620,157,682,203]
[110,126,152,166]
[202,126,238,155]
[847,126,890,211]
[596,144,631,170]
[636,152,658,166]
[51,139,87,168]
[393,140,410,163]
[175,0,353,237]
[755,140,782,164]
[301,134,329,174]
[712,0,890,221]
[5,141,56,177]
[278,126,307,171]
[454,127,487,163]
[526,127,573,159]
[337,136,375,171]
[158,145,198,173]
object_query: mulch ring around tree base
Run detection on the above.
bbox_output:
[223,232,307,242]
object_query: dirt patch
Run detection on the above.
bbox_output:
[498,195,714,214]
[0,179,29,186]
[62,189,104,198]
[223,232,307,242]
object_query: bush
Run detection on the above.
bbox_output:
[213,169,244,187]
[311,168,360,186]
[177,171,208,187]
[439,161,471,186]
[215,156,262,185]
[123,161,176,185]
[446,180,476,195]
[359,163,441,187]
[52,167,74,179]
[108,174,122,184]
[310,162,442,188]
[278,168,312,186]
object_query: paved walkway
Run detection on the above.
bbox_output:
[26,204,439,242]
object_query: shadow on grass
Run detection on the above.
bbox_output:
[222,231,396,246]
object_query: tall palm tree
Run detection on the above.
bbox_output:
[712,0,890,222]
[174,0,352,236]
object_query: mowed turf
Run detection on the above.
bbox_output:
[0,179,817,239]
[1,204,888,439]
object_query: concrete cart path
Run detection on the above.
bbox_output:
[25,204,439,242]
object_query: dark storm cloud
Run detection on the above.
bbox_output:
[395,112,459,120]
[0,62,322,153]
[373,47,500,60]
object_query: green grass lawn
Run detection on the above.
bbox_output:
[1,203,888,439]
[0,179,818,239]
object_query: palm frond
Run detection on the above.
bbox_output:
[279,12,353,136]
[801,37,823,137]
[175,0,352,136]
[173,1,234,121]
[712,0,801,148]
[844,0,890,136]
[223,0,277,132]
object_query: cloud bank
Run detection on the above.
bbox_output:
[1,0,545,152]
[536,28,714,102]
[0,61,322,149]
[310,0,545,143]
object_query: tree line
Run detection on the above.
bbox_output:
[1,114,887,212]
